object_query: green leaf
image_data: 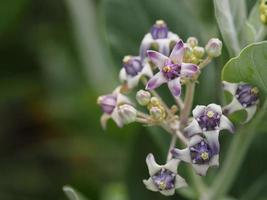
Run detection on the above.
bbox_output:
[63,186,89,200]
[222,41,267,96]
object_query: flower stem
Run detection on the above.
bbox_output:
[166,135,177,161]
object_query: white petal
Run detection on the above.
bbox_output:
[167,77,182,97]
[209,154,219,167]
[192,164,209,176]
[219,115,234,133]
[146,72,167,91]
[119,68,127,82]
[157,39,171,56]
[146,153,161,176]
[139,33,153,60]
[117,93,132,105]
[147,50,168,69]
[171,148,191,163]
[159,189,175,196]
[126,74,141,89]
[203,131,220,155]
[169,40,184,64]
[100,113,110,130]
[141,60,153,78]
[223,98,243,115]
[207,103,222,115]
[163,159,179,173]
[192,105,206,118]
[175,174,188,189]
[168,32,180,41]
[222,81,238,95]
[184,119,202,137]
[111,107,123,128]
[143,178,158,192]
[189,135,204,146]
[244,105,257,123]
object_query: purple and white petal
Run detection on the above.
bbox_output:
[100,113,110,130]
[175,175,188,189]
[147,50,168,69]
[169,40,184,64]
[244,105,257,123]
[167,77,181,96]
[146,72,167,91]
[207,103,222,115]
[180,63,199,78]
[111,107,124,128]
[209,154,219,167]
[222,81,238,95]
[146,153,161,176]
[184,119,202,137]
[203,131,220,155]
[143,178,158,192]
[192,164,209,176]
[171,148,191,163]
[159,188,175,196]
[192,105,206,118]
[223,98,243,115]
[163,159,179,173]
[219,115,234,133]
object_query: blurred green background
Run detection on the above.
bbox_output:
[0,0,266,200]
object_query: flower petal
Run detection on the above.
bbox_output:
[192,105,206,118]
[119,68,127,82]
[207,103,222,115]
[192,164,209,176]
[146,153,161,176]
[169,40,184,64]
[223,98,243,115]
[209,154,219,167]
[203,131,220,155]
[175,174,188,189]
[143,177,158,192]
[100,113,110,130]
[141,60,153,78]
[127,74,142,89]
[167,77,181,96]
[219,115,234,133]
[139,33,153,60]
[159,188,175,196]
[146,72,167,91]
[189,135,204,146]
[244,105,257,123]
[147,50,168,69]
[111,107,124,128]
[163,159,179,173]
[180,63,199,77]
[184,119,202,137]
[157,39,171,56]
[117,93,132,105]
[222,81,238,95]
[171,148,191,163]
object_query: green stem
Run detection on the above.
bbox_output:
[201,99,267,200]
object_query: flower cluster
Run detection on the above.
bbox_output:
[97,20,260,196]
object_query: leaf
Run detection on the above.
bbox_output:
[222,41,267,96]
[63,185,89,200]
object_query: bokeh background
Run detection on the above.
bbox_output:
[0,0,266,200]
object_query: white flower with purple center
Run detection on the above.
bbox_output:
[222,81,259,123]
[119,55,153,89]
[171,135,219,176]
[97,87,133,129]
[145,40,199,97]
[139,20,179,59]
[143,153,187,196]
[184,104,234,154]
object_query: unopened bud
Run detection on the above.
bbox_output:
[193,46,205,58]
[260,0,267,25]
[149,106,165,121]
[205,38,222,57]
[183,44,193,62]
[149,97,161,107]
[118,104,137,124]
[187,37,198,48]
[136,90,151,106]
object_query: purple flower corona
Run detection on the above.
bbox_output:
[123,56,143,76]
[236,84,259,107]
[152,168,176,190]
[197,108,221,131]
[146,40,199,97]
[150,20,169,40]
[190,140,212,164]
[99,95,117,114]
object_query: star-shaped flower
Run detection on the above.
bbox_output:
[143,153,187,196]
[171,135,219,176]
[222,81,259,123]
[184,103,234,154]
[139,20,179,60]
[119,56,153,89]
[145,40,199,96]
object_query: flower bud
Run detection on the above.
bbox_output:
[97,95,117,114]
[260,0,267,25]
[149,106,165,121]
[193,46,205,58]
[183,44,193,62]
[205,38,222,57]
[136,90,151,106]
[118,104,137,124]
[187,37,198,48]
[123,55,143,77]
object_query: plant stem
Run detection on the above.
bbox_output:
[166,135,177,161]
[201,99,267,200]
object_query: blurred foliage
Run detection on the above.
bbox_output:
[0,0,266,200]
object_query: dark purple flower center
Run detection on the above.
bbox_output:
[197,109,221,131]
[161,59,181,80]
[152,168,176,190]
[190,140,212,164]
[123,56,143,77]
[236,84,259,107]
[150,20,169,40]
[99,95,117,114]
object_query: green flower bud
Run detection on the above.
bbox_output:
[136,90,151,106]
[149,106,165,121]
[205,38,222,57]
[118,104,137,124]
[260,0,267,25]
[193,46,205,58]
[187,37,198,48]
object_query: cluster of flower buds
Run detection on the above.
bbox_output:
[97,20,260,196]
